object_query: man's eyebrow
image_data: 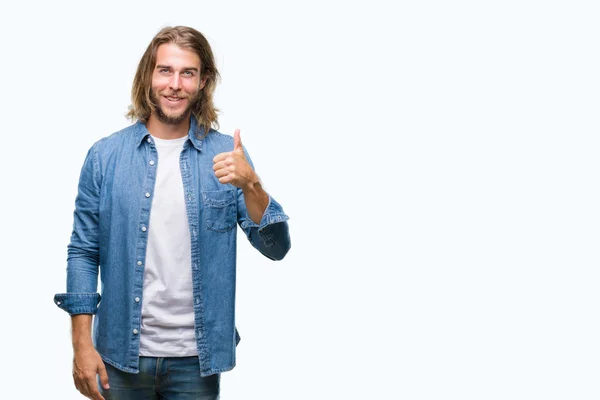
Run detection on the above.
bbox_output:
[155,65,199,72]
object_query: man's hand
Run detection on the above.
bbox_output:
[212,129,259,190]
[73,346,109,400]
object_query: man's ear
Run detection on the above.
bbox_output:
[199,76,208,90]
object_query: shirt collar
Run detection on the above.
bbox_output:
[134,116,206,151]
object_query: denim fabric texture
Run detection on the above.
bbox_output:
[54,117,291,377]
[100,356,220,399]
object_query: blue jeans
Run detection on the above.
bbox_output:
[99,356,220,399]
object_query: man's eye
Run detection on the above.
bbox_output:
[159,69,170,74]
[183,71,193,76]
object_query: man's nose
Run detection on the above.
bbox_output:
[169,73,181,90]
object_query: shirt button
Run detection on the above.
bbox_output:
[147,137,151,143]
[141,226,147,232]
[145,192,151,198]
[135,297,140,303]
[137,261,142,266]
[133,329,139,334]
[149,160,155,166]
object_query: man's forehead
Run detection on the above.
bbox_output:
[155,43,201,68]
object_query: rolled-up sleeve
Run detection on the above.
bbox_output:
[240,194,291,261]
[54,143,102,315]
[53,293,101,315]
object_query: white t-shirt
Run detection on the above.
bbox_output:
[139,134,197,356]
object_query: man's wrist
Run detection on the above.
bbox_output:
[243,174,262,194]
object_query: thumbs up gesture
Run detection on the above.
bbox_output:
[212,129,258,189]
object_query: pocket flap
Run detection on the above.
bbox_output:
[202,189,236,207]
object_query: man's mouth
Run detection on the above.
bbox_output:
[164,96,184,102]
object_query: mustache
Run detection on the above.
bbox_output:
[158,90,192,99]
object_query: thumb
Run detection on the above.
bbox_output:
[233,129,243,152]
[98,363,110,389]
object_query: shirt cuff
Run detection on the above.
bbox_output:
[54,293,101,315]
[241,195,290,231]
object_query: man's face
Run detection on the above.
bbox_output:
[150,43,206,125]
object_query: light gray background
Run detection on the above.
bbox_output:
[0,0,598,399]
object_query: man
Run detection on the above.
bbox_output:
[54,26,291,400]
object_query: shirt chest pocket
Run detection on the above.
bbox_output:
[202,189,237,232]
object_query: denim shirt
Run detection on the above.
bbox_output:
[53,117,291,376]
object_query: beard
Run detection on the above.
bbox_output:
[150,88,200,125]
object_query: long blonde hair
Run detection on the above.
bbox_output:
[127,26,220,136]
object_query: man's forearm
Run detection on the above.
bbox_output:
[242,180,269,224]
[71,314,94,350]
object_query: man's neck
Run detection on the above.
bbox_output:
[146,114,191,140]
